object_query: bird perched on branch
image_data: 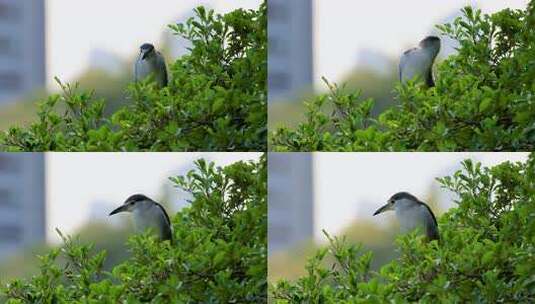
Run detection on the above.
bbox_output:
[373,192,439,241]
[109,194,172,242]
[134,43,168,88]
[399,36,441,87]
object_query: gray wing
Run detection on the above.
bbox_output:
[425,65,435,87]
[154,202,172,242]
[134,56,143,82]
[399,47,417,82]
[156,53,168,87]
[134,59,139,82]
[399,60,402,82]
[419,202,439,241]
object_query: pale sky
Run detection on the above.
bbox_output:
[313,153,529,242]
[46,152,261,243]
[314,0,529,86]
[46,0,262,89]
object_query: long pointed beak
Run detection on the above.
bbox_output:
[373,203,392,216]
[141,51,148,60]
[109,204,128,216]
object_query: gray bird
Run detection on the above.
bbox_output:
[373,192,439,241]
[134,43,168,88]
[109,194,172,242]
[399,36,441,87]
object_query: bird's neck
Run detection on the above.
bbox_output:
[395,204,421,231]
[423,47,439,60]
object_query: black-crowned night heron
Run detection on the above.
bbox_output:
[399,36,441,87]
[373,192,439,241]
[109,194,172,242]
[134,43,168,88]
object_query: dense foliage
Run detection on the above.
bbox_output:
[271,153,535,303]
[271,3,535,151]
[1,156,267,303]
[0,3,267,151]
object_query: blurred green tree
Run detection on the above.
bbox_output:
[0,224,130,282]
[268,220,397,283]
[76,69,131,116]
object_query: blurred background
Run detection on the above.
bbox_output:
[268,152,529,282]
[268,0,529,129]
[0,0,262,130]
[0,152,261,281]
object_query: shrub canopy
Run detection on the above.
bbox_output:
[2,156,267,303]
[271,4,535,151]
[1,3,267,152]
[271,153,535,303]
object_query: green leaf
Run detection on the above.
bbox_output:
[479,98,492,112]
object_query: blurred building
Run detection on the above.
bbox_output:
[268,0,313,103]
[0,0,45,104]
[0,153,45,259]
[268,153,314,253]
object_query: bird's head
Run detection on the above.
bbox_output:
[109,194,153,216]
[373,191,419,216]
[139,43,155,60]
[419,36,441,53]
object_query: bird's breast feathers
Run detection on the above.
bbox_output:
[134,53,167,87]
[135,58,156,80]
